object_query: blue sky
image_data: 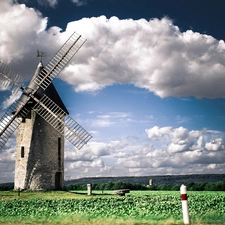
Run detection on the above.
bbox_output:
[1,0,225,182]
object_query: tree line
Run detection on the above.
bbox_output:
[1,180,225,191]
[65,180,147,191]
[65,180,225,191]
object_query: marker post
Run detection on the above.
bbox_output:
[180,184,190,224]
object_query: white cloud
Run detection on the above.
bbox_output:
[63,16,225,99]
[1,3,225,99]
[145,126,172,141]
[1,125,225,182]
[1,91,22,109]
[205,138,225,151]
[65,141,111,162]
[145,126,204,153]
[0,1,50,75]
[62,126,225,180]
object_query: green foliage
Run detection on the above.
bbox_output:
[2,180,225,192]
[186,182,225,191]
[65,180,225,191]
[1,191,225,224]
[65,180,148,191]
[0,184,14,191]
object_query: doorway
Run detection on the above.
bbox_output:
[55,172,62,190]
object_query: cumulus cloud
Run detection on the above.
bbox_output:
[205,138,225,151]
[1,125,225,182]
[0,1,49,74]
[63,16,225,98]
[146,126,203,153]
[1,2,225,99]
[62,126,225,180]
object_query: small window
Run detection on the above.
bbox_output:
[22,117,26,123]
[21,146,24,158]
[58,138,61,168]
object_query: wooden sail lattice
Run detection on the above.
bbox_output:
[0,100,29,149]
[32,94,92,150]
[0,61,24,94]
[0,31,91,151]
[34,32,86,91]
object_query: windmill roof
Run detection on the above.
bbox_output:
[44,83,69,115]
[34,61,69,115]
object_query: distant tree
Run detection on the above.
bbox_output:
[186,182,195,190]
[173,184,180,191]
[0,185,14,191]
[207,182,225,191]
[113,181,124,190]
[105,182,114,190]
[148,185,158,190]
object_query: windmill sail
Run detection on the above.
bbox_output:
[0,100,29,150]
[0,29,92,191]
[32,94,92,150]
[0,31,90,151]
[0,62,29,150]
[34,32,86,92]
[0,61,24,94]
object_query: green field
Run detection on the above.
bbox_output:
[0,190,225,224]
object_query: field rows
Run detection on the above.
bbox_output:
[0,190,225,224]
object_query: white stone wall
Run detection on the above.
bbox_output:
[14,110,64,190]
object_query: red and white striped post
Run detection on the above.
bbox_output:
[180,184,190,224]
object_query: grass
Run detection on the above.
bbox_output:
[0,190,117,200]
[0,217,186,225]
[0,190,88,200]
[0,217,222,225]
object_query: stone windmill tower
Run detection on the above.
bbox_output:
[0,32,92,190]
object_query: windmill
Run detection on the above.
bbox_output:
[0,32,92,190]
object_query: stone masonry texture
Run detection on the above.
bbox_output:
[14,110,64,190]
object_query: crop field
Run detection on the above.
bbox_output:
[0,190,225,225]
